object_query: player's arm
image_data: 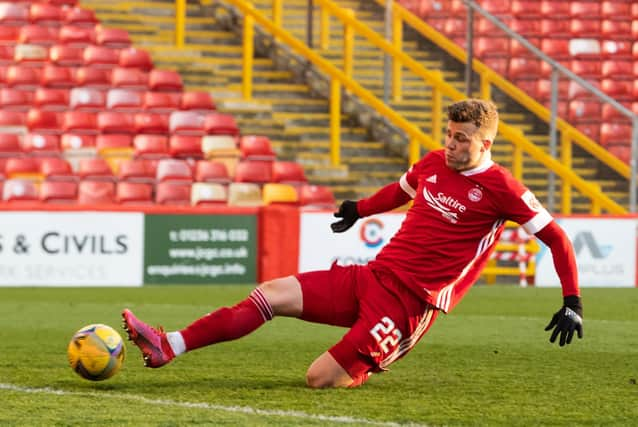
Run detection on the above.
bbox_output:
[331,172,414,233]
[534,221,583,346]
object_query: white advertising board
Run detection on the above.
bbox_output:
[299,212,406,272]
[0,212,144,286]
[535,218,637,288]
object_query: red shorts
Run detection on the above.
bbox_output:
[296,263,439,379]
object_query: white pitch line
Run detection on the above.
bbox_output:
[0,383,425,426]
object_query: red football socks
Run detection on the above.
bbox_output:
[180,288,274,351]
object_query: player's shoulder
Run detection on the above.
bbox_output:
[415,149,445,168]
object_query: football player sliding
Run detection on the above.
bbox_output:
[123,98,583,388]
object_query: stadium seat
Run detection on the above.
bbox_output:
[169,135,203,159]
[607,145,631,165]
[234,160,272,184]
[0,110,26,132]
[570,19,601,39]
[49,44,84,66]
[473,37,509,59]
[601,103,632,123]
[204,113,239,136]
[96,133,133,152]
[441,18,465,39]
[39,156,76,181]
[40,180,78,203]
[134,112,169,134]
[0,26,18,45]
[2,179,39,203]
[169,111,206,135]
[509,20,541,38]
[601,1,631,20]
[77,180,115,204]
[77,157,115,181]
[181,91,215,111]
[601,60,633,80]
[239,135,276,161]
[60,133,96,167]
[227,182,262,206]
[64,7,98,27]
[29,3,64,26]
[84,45,119,68]
[568,100,602,125]
[262,183,298,205]
[0,88,33,111]
[155,181,191,205]
[601,79,632,101]
[41,65,74,89]
[298,184,336,209]
[600,123,632,148]
[0,4,29,26]
[110,66,148,90]
[144,91,181,113]
[97,111,136,134]
[0,45,14,65]
[601,20,632,41]
[482,58,508,76]
[27,109,61,134]
[567,79,599,101]
[62,111,98,134]
[0,133,22,157]
[201,135,240,176]
[74,66,111,89]
[133,134,169,159]
[33,88,69,112]
[191,182,227,206]
[570,60,601,79]
[5,157,42,181]
[117,158,156,183]
[69,87,106,111]
[19,25,58,46]
[58,25,94,46]
[14,44,49,66]
[23,133,61,157]
[508,58,540,80]
[7,65,40,89]
[116,181,153,204]
[540,19,571,39]
[540,39,570,60]
[148,69,183,92]
[194,159,230,183]
[156,158,192,183]
[118,47,152,70]
[540,0,570,18]
[106,88,143,112]
[271,161,307,185]
[570,2,600,18]
[95,26,131,48]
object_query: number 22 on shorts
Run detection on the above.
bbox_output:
[369,316,402,354]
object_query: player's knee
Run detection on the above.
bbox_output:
[305,367,337,389]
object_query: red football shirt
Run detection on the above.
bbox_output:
[366,149,553,313]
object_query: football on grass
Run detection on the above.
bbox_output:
[67,324,125,381]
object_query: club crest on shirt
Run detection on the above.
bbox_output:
[521,190,542,212]
[468,187,483,202]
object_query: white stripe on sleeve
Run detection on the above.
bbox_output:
[399,173,416,199]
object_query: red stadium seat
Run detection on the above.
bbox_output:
[509,20,541,38]
[96,133,133,152]
[2,179,39,203]
[133,134,169,159]
[540,39,570,60]
[540,1,570,18]
[83,45,119,68]
[0,4,29,26]
[148,69,183,92]
[33,88,69,111]
[23,133,61,156]
[298,184,336,209]
[570,19,601,39]
[116,159,156,183]
[77,157,115,181]
[106,89,143,112]
[0,26,18,45]
[62,111,98,134]
[74,66,111,89]
[0,133,22,157]
[601,103,632,123]
[0,88,33,111]
[156,158,193,183]
[134,112,169,134]
[169,135,203,159]
[144,91,181,113]
[181,91,215,111]
[116,181,153,204]
[570,60,601,79]
[570,2,600,19]
[601,1,631,19]
[194,160,230,183]
[607,145,631,164]
[40,180,78,203]
[19,25,59,45]
[511,0,541,18]
[29,3,64,26]
[601,40,633,59]
[0,110,26,129]
[49,44,84,66]
[97,111,136,134]
[110,66,148,90]
[39,157,76,181]
[7,65,40,89]
[568,100,602,125]
[69,87,106,111]
[41,64,74,88]
[77,180,115,204]
[600,79,632,101]
[169,111,206,135]
[27,109,61,134]
[601,60,633,80]
[474,37,509,58]
[540,19,571,39]
[58,25,94,46]
[95,26,131,48]
[5,157,42,180]
[482,58,508,76]
[204,113,239,136]
[118,47,152,70]
[239,135,276,161]
[567,79,599,101]
[601,20,632,41]
[271,161,307,185]
[64,7,98,27]
[155,181,191,205]
[600,123,632,148]
[234,160,272,184]
[0,45,14,65]
[508,58,540,80]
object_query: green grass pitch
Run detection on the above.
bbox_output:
[0,285,636,426]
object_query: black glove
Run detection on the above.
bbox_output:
[544,295,583,346]
[330,200,360,233]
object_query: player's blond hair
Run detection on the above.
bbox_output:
[447,99,499,141]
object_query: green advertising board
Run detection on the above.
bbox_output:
[144,214,257,284]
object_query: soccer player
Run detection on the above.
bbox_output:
[123,98,583,388]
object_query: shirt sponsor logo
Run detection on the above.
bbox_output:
[468,187,483,202]
[422,189,467,223]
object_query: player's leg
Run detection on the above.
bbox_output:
[305,351,355,388]
[123,275,302,368]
